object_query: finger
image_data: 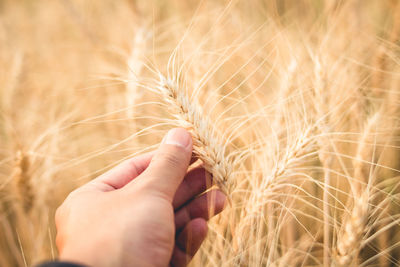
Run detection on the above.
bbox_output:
[171,218,208,267]
[189,154,199,165]
[91,151,154,191]
[173,168,212,210]
[177,218,208,256]
[174,190,226,230]
[138,128,193,201]
[94,149,197,192]
[170,246,190,267]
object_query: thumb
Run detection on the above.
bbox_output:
[140,128,193,201]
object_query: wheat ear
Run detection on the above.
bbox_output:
[336,192,369,266]
[12,150,34,212]
[156,75,234,194]
[335,113,379,266]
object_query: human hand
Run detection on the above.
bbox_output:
[55,128,226,267]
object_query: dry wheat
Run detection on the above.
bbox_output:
[156,75,235,194]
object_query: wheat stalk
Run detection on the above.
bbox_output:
[156,74,235,194]
[313,56,332,267]
[126,27,147,122]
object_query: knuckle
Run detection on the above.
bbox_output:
[65,188,80,200]
[55,200,69,224]
[54,206,63,224]
[126,159,140,176]
[55,189,81,226]
[55,231,65,250]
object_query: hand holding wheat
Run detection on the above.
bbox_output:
[54,129,226,267]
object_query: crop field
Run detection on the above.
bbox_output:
[1,0,400,266]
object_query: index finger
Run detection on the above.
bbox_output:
[92,151,155,191]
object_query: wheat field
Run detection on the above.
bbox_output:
[1,0,400,266]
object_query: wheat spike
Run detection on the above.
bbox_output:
[335,113,379,266]
[12,150,34,212]
[336,192,369,266]
[156,75,234,194]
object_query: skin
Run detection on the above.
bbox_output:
[55,128,226,267]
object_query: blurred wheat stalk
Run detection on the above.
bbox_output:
[1,0,400,266]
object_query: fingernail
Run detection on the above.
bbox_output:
[162,128,191,149]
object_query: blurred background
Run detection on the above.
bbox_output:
[1,0,400,266]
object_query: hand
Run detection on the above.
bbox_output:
[55,128,226,267]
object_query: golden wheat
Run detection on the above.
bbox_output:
[1,1,400,266]
[156,75,235,194]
